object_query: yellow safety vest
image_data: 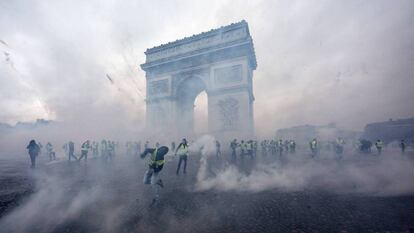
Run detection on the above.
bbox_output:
[149,148,165,167]
[81,142,89,152]
[376,141,383,148]
[311,141,317,148]
[177,144,188,156]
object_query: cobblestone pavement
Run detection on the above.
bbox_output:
[1,152,414,233]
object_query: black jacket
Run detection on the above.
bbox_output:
[27,142,40,156]
[140,146,169,172]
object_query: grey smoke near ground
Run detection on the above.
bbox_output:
[0,136,413,233]
[0,158,147,233]
[1,1,414,229]
[194,136,414,196]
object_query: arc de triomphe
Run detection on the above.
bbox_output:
[140,20,257,139]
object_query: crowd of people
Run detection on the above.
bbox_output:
[25,136,410,205]
[25,137,410,168]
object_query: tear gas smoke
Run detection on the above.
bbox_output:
[0,158,148,233]
[194,135,414,196]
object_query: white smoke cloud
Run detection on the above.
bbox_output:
[193,136,414,196]
[1,0,414,139]
[0,158,148,233]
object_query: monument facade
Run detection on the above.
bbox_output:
[140,20,257,139]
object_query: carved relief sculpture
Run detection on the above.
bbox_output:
[217,97,239,130]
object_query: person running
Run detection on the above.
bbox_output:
[26,140,40,168]
[400,139,406,154]
[230,139,238,162]
[46,142,56,161]
[215,140,221,159]
[78,140,90,162]
[310,138,318,157]
[68,141,77,161]
[175,138,189,175]
[141,145,169,206]
[375,139,384,155]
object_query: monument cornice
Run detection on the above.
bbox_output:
[142,41,256,77]
[141,20,257,73]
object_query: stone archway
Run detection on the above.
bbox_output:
[175,75,207,136]
[141,20,257,139]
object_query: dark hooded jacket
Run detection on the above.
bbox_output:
[27,141,40,156]
[140,146,169,173]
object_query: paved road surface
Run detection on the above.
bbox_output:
[0,152,414,233]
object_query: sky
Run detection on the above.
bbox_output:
[1,0,414,137]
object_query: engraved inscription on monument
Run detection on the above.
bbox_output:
[146,27,247,63]
[148,79,169,95]
[214,65,243,85]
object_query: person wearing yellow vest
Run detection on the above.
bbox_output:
[46,142,56,161]
[246,140,253,159]
[375,139,384,155]
[335,137,345,155]
[309,138,318,157]
[277,139,284,157]
[239,140,246,158]
[141,145,169,206]
[78,140,90,162]
[175,138,189,175]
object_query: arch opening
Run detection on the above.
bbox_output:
[175,76,207,136]
[194,91,208,136]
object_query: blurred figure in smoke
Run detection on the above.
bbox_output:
[230,139,238,162]
[126,141,132,156]
[78,140,90,162]
[261,140,267,157]
[26,140,40,168]
[270,140,277,156]
[246,140,254,159]
[101,140,107,160]
[144,141,149,150]
[400,139,406,154]
[62,142,69,157]
[335,137,345,155]
[358,139,372,153]
[46,142,52,160]
[108,141,115,161]
[310,138,318,157]
[289,140,296,154]
[239,140,246,159]
[68,141,77,161]
[92,141,99,157]
[284,140,289,153]
[134,141,141,156]
[277,139,284,157]
[171,141,176,152]
[138,141,142,155]
[46,142,56,161]
[253,140,258,157]
[141,145,168,206]
[38,142,43,156]
[175,138,189,175]
[215,140,221,159]
[375,139,384,155]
